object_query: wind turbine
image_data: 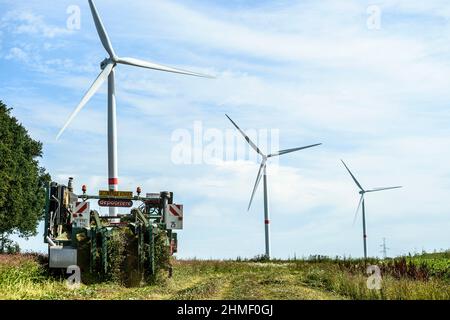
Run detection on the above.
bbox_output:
[341,160,401,260]
[226,114,321,259]
[56,0,212,217]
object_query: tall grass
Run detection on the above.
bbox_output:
[295,259,450,300]
[0,254,67,300]
[0,254,45,285]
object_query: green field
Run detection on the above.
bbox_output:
[0,253,449,300]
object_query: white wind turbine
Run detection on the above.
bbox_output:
[341,160,402,260]
[57,0,212,217]
[226,114,321,259]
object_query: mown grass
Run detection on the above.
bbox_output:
[0,254,448,300]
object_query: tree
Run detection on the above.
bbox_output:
[0,100,50,251]
[0,234,20,254]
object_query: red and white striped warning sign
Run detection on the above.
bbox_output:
[166,204,183,230]
[73,201,89,218]
[72,201,90,229]
[169,204,183,219]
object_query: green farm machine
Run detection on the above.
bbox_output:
[43,178,183,283]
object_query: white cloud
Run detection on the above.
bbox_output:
[1,10,71,38]
[5,46,28,61]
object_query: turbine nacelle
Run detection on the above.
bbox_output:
[341,159,402,227]
[100,58,114,70]
[225,114,321,211]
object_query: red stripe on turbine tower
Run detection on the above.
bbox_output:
[264,219,270,224]
[108,178,118,185]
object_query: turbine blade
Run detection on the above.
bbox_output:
[268,143,322,157]
[88,0,117,59]
[352,195,364,226]
[366,186,402,193]
[117,57,214,78]
[248,160,266,211]
[341,160,364,191]
[225,114,265,157]
[56,63,114,140]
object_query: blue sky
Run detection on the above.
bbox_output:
[0,0,449,259]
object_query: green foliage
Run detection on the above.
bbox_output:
[148,229,172,284]
[105,227,143,286]
[106,228,128,283]
[0,234,20,254]
[0,101,51,242]
[406,256,450,280]
[75,225,173,287]
[0,254,45,285]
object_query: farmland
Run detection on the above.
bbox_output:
[0,252,449,300]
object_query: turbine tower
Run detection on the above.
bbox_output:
[341,160,401,260]
[57,0,212,216]
[226,114,321,259]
